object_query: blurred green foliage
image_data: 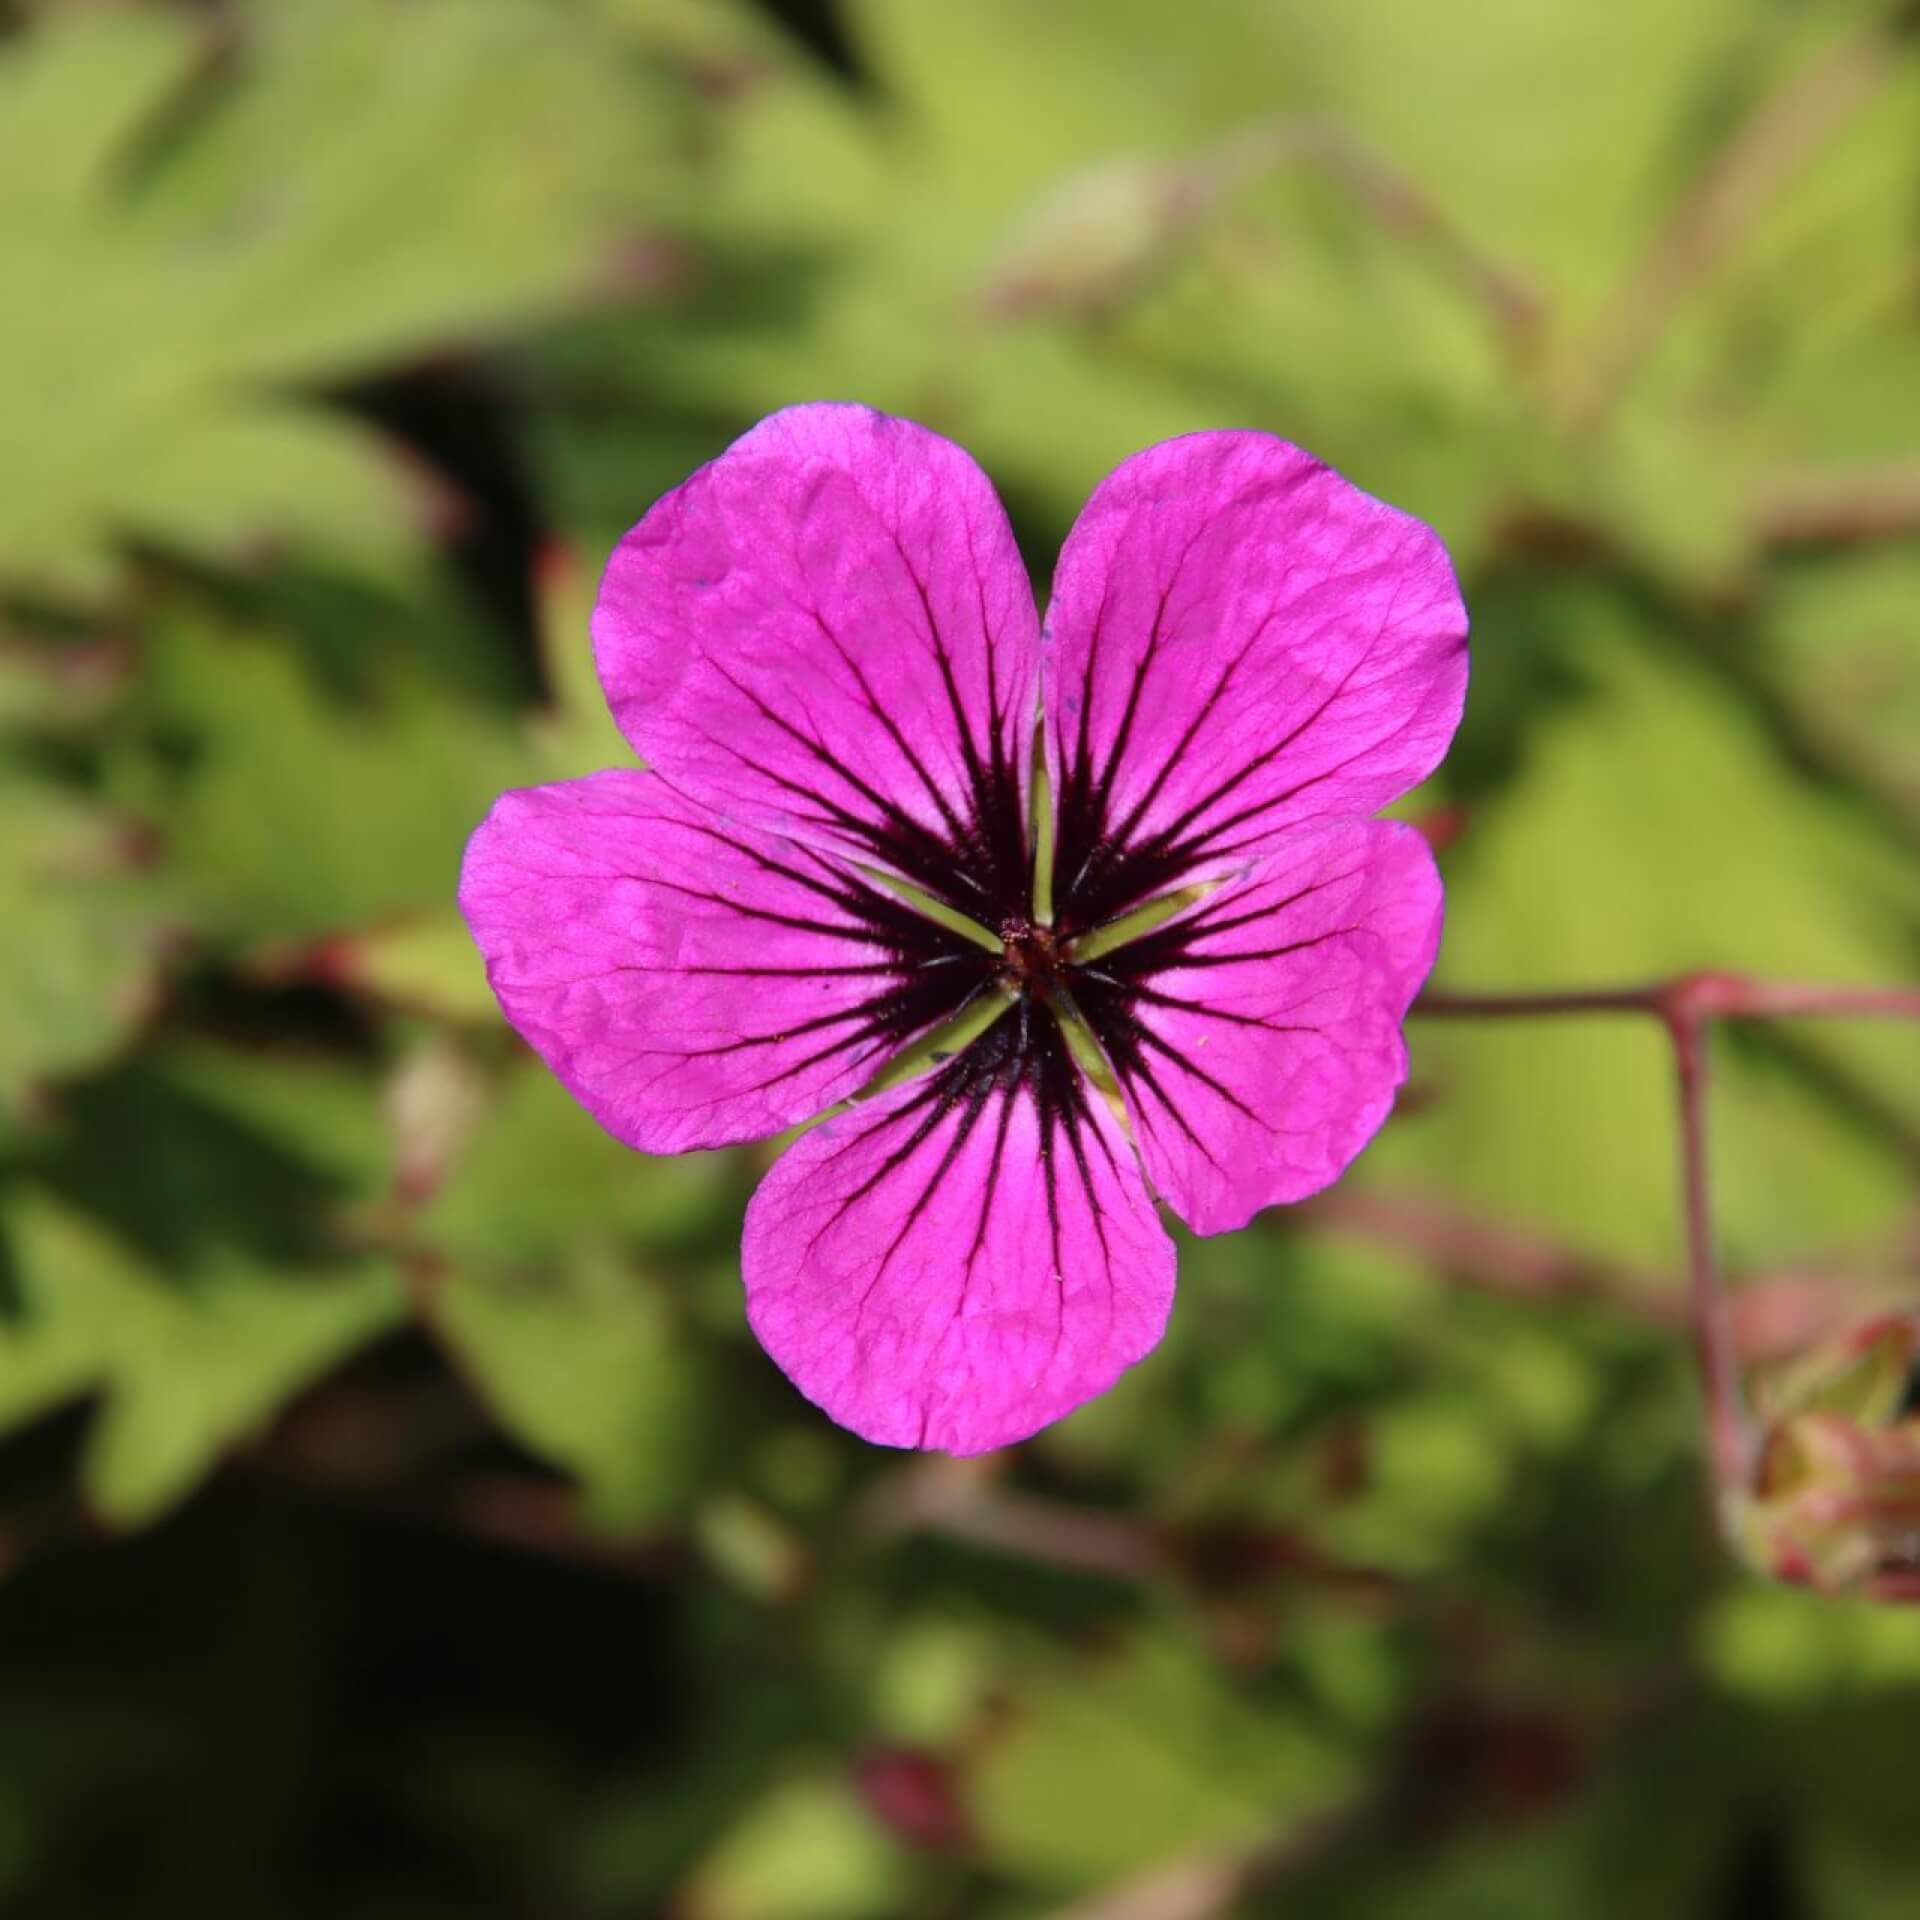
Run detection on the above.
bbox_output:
[1,0,1918,1914]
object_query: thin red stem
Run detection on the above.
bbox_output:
[1667,1011,1753,1495]
[1689,980,1920,1021]
[1415,974,1920,1024]
[1408,970,1920,1508]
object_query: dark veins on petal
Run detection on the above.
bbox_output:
[1067,875,1346,1164]
[692,556,1315,1228]
[668,829,1003,1092]
[702,548,1030,924]
[1050,570,1404,934]
[808,1005,1122,1286]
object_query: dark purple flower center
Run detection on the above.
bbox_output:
[712,611,1266,1178]
[791,731,1262,1293]
[814,719,1242,1166]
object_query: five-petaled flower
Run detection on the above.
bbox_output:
[459,405,1468,1452]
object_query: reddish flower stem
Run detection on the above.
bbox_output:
[1411,972,1920,1506]
[1418,978,1920,1023]
[1667,1011,1749,1492]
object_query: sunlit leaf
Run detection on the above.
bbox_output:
[969,1633,1353,1887]
[0,1193,401,1525]
[0,0,671,598]
[0,770,176,1114]
[432,1254,707,1530]
[106,599,535,939]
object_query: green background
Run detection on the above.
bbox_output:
[3,0,1920,1912]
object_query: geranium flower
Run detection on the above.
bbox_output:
[460,406,1467,1452]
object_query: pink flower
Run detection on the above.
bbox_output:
[460,406,1467,1452]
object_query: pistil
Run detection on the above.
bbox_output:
[999,917,1068,1002]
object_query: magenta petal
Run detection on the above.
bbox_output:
[1046,433,1466,916]
[1074,822,1443,1235]
[592,404,1040,913]
[741,1023,1176,1453]
[458,770,987,1153]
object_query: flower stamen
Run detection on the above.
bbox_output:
[999,917,1068,1001]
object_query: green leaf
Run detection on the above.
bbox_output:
[0,1193,402,1526]
[969,1632,1353,1888]
[0,6,206,211]
[423,1059,738,1266]
[677,1775,910,1920]
[0,769,176,1115]
[107,598,536,940]
[431,1254,706,1530]
[0,0,670,599]
[1,1040,407,1522]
